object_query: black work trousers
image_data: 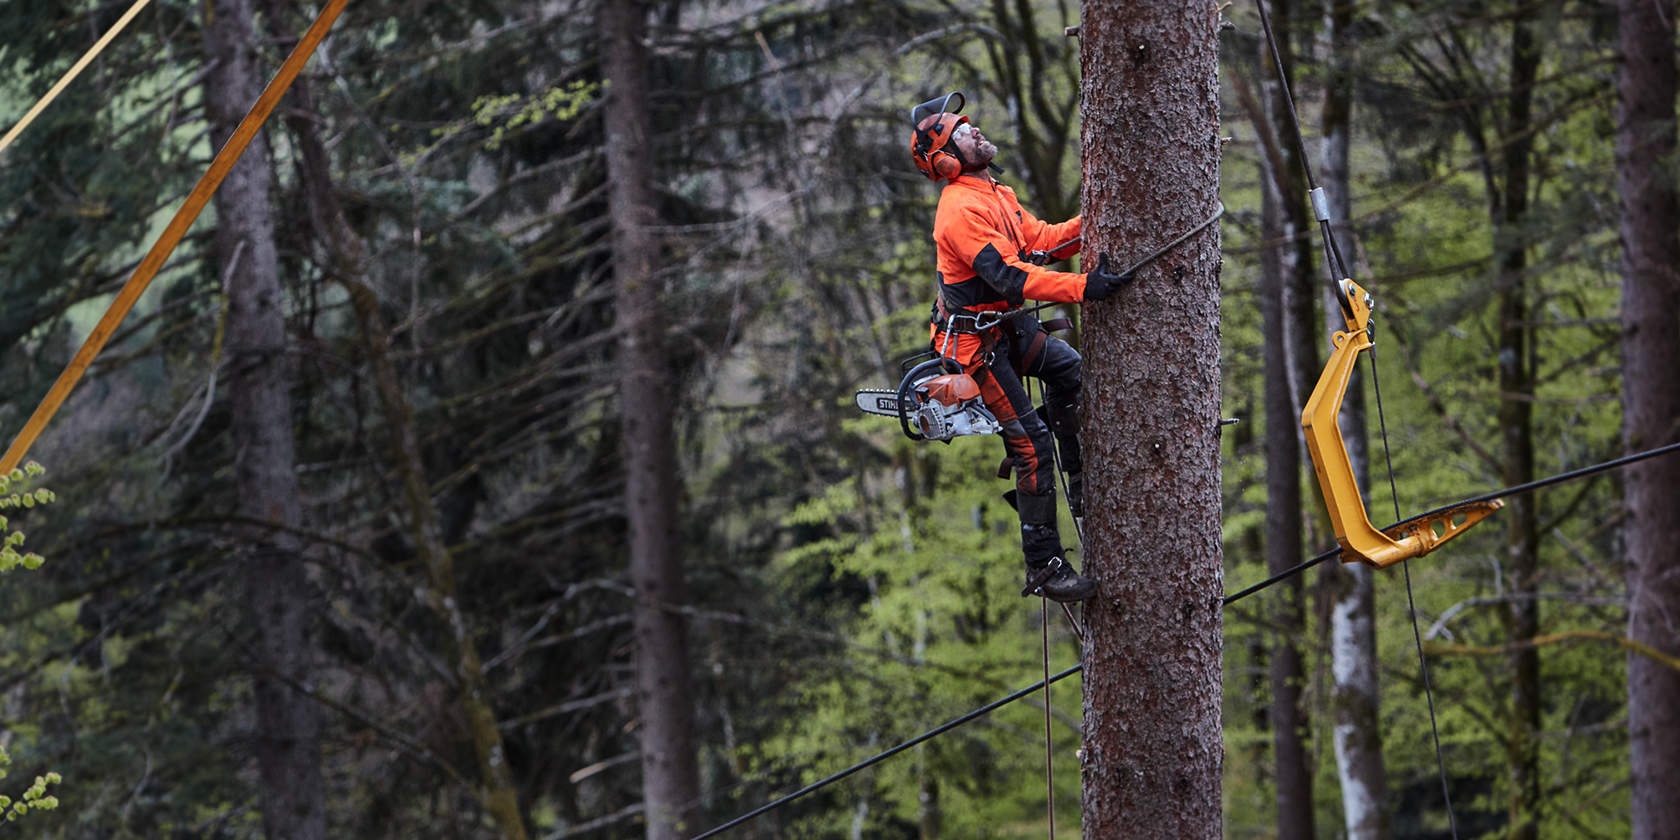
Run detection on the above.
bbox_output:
[962,314,1083,528]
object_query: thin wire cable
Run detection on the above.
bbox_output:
[1042,597,1056,840]
[0,0,155,160]
[688,440,1680,838]
[688,664,1085,840]
[1252,0,1354,288]
[1370,346,1460,839]
[1027,373,1087,642]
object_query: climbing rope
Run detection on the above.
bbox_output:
[0,0,155,161]
[1041,598,1057,840]
[0,0,350,475]
[683,439,1680,839]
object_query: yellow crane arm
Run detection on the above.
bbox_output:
[1300,278,1501,568]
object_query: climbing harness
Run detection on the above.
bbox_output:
[0,0,155,161]
[0,0,351,475]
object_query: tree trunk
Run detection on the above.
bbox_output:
[281,74,531,840]
[1495,14,1542,839]
[203,1,325,836]
[1078,2,1223,836]
[600,3,702,839]
[1257,3,1315,835]
[1615,0,1680,836]
[1320,2,1391,837]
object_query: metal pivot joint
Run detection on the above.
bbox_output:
[1300,278,1502,568]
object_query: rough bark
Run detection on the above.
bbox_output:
[1494,14,1542,838]
[1257,2,1315,835]
[1615,0,1680,836]
[600,2,703,838]
[1320,1,1391,835]
[203,1,325,836]
[282,76,531,840]
[1078,2,1223,836]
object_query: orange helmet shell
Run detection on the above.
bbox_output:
[909,92,968,181]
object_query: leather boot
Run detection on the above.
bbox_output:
[1021,523,1095,602]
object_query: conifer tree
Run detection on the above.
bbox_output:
[1078,3,1224,835]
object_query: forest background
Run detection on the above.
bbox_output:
[0,0,1673,838]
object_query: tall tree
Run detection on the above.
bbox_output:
[202,0,326,836]
[1396,7,1544,829]
[601,2,702,838]
[1320,1,1391,836]
[1254,2,1316,835]
[1492,13,1543,836]
[1078,2,1224,836]
[278,67,532,838]
[1615,0,1680,836]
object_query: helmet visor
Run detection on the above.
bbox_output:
[910,91,964,128]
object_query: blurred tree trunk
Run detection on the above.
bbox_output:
[1077,2,1223,836]
[1615,0,1680,836]
[280,71,531,840]
[1320,1,1391,836]
[1494,12,1542,837]
[975,0,1083,219]
[1256,2,1315,835]
[202,0,325,836]
[601,2,702,838]
[1396,6,1544,832]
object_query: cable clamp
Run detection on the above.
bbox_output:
[1310,187,1331,222]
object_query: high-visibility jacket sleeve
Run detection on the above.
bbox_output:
[943,205,1087,305]
[1022,210,1082,259]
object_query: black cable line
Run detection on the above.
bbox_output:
[1371,346,1460,838]
[688,664,1085,840]
[685,438,1680,838]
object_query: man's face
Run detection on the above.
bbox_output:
[950,121,996,170]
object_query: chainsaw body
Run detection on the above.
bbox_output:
[855,357,1001,442]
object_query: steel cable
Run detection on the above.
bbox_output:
[686,439,1680,838]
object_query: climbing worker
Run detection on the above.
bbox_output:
[908,92,1127,603]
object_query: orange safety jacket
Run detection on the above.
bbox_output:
[929,175,1083,364]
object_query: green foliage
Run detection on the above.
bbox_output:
[0,460,62,825]
[0,764,61,823]
[466,80,600,151]
[0,0,1658,837]
[0,462,54,574]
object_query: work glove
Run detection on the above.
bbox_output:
[1082,253,1129,302]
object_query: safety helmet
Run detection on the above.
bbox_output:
[909,92,969,182]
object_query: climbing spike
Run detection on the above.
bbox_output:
[1301,278,1501,569]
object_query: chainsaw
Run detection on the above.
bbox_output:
[855,356,1001,442]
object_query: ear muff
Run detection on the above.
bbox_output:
[911,113,969,182]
